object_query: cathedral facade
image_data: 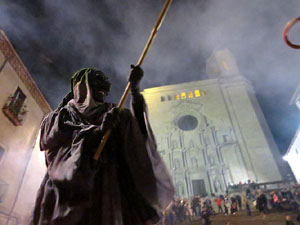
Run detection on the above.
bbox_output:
[142,49,288,198]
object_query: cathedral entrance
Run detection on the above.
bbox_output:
[192,179,207,197]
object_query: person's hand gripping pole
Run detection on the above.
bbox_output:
[93,0,173,161]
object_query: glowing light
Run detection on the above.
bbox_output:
[181,92,186,99]
[159,89,207,103]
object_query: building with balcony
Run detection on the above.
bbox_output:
[0,30,50,225]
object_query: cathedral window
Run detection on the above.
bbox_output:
[177,115,198,131]
[161,96,166,102]
[195,90,201,97]
[169,90,207,101]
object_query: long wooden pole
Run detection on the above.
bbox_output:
[94,0,173,160]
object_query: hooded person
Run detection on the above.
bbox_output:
[31,65,175,225]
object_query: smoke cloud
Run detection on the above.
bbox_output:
[1,0,300,153]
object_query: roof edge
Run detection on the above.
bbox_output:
[0,30,52,114]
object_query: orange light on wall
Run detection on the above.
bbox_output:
[195,90,200,97]
[188,91,193,98]
[176,94,180,100]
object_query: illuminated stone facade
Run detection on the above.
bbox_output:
[284,85,300,183]
[0,31,50,225]
[142,49,287,197]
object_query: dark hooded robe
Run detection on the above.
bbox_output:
[31,68,175,225]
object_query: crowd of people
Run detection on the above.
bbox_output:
[269,187,300,211]
[160,196,215,225]
[160,184,300,225]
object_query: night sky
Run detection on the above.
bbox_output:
[1,0,300,154]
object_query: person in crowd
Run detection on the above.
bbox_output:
[177,199,186,222]
[256,189,268,218]
[196,195,202,216]
[282,189,289,200]
[168,200,178,225]
[191,195,200,216]
[286,215,295,225]
[160,210,167,225]
[230,195,237,215]
[183,199,192,222]
[246,188,251,197]
[215,196,223,213]
[291,198,299,212]
[231,201,237,215]
[224,195,231,216]
[201,207,212,225]
[236,194,242,210]
[287,189,295,200]
[219,194,225,200]
[205,197,215,215]
[297,205,300,223]
[272,192,280,209]
[294,190,300,202]
[242,191,252,216]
